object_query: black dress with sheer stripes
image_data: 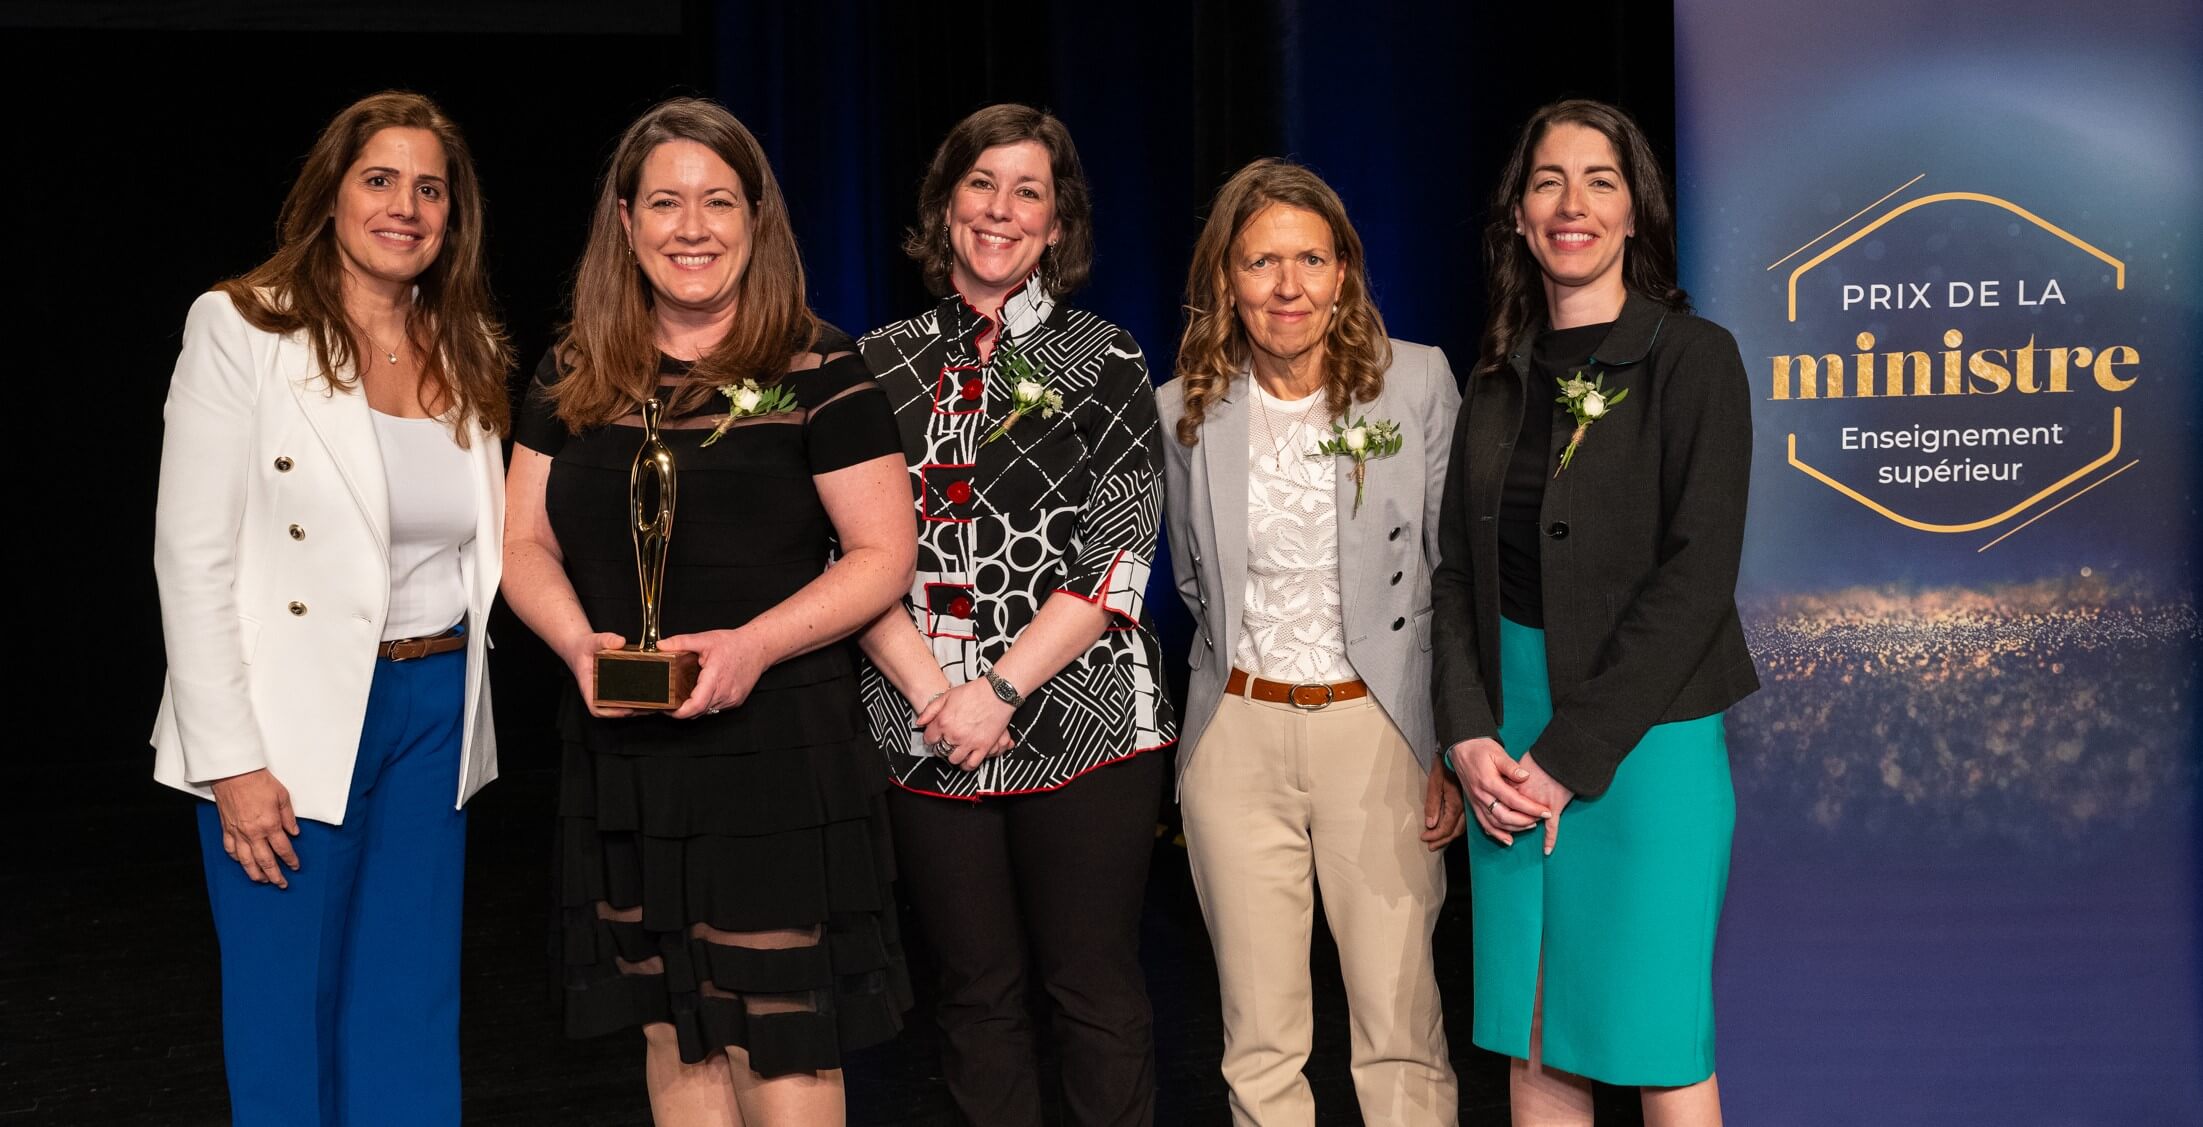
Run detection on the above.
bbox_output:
[516,351,912,1074]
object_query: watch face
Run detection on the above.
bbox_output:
[989,673,1020,705]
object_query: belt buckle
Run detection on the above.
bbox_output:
[385,638,425,661]
[1287,681,1334,711]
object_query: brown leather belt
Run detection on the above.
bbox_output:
[1225,667,1370,710]
[377,625,465,661]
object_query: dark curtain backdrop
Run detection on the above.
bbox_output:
[723,0,1675,399]
[12,0,1672,777]
[709,0,1674,743]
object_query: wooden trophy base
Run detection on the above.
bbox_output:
[594,646,701,710]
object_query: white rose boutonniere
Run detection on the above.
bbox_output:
[1310,414,1404,515]
[983,340,1065,447]
[702,377,800,446]
[1554,370,1627,475]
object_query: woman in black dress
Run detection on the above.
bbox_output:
[854,103,1176,1125]
[502,97,915,1124]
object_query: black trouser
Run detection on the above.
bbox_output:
[889,751,1166,1127]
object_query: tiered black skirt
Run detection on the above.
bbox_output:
[556,647,911,1074]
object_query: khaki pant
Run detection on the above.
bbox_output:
[1181,684,1458,1126]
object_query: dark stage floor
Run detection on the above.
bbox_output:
[4,761,1643,1125]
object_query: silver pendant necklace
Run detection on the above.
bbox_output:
[354,320,403,365]
[1254,387,1325,480]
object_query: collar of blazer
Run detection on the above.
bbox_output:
[1199,374,1253,653]
[285,337,394,555]
[940,271,1061,354]
[1506,290,1670,380]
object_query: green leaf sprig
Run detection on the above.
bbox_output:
[1553,371,1627,475]
[1309,415,1404,515]
[701,378,800,446]
[982,340,1065,447]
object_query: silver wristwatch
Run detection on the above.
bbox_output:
[983,670,1026,708]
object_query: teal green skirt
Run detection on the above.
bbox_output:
[1465,618,1733,1087]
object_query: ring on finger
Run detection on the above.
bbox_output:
[1488,798,1502,815]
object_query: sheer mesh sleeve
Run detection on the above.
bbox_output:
[513,350,570,455]
[812,319,860,356]
[797,353,901,474]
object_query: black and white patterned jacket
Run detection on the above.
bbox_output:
[855,276,1177,798]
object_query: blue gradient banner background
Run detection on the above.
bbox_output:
[1674,1,2202,1120]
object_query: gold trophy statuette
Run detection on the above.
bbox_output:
[593,397,701,709]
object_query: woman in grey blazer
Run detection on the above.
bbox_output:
[1157,158,1466,1126]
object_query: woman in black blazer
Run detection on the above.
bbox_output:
[1431,99,1759,1123]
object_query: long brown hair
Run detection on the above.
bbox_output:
[216,91,512,443]
[900,103,1095,300]
[551,97,819,430]
[1477,99,1689,378]
[1172,158,1391,447]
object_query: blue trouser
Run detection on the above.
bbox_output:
[196,646,468,1126]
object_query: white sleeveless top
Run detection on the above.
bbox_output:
[1234,381,1356,683]
[371,410,475,641]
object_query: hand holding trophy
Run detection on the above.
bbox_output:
[593,398,701,709]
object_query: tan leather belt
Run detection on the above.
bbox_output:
[1225,667,1370,710]
[377,625,465,661]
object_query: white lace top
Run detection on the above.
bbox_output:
[1234,381,1357,683]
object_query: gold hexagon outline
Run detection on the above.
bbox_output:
[1785,191,2125,322]
[1785,407,2121,533]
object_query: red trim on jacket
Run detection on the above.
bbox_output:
[920,462,977,523]
[931,363,985,416]
[889,738,1177,802]
[922,581,977,640]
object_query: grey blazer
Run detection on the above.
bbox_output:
[1158,339,1462,782]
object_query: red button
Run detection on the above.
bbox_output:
[945,480,972,504]
[947,595,974,618]
[959,378,983,401]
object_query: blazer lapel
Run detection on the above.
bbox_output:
[1331,388,1368,631]
[465,418,504,616]
[1201,380,1251,655]
[285,338,391,554]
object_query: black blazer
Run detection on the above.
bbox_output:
[1431,292,1759,798]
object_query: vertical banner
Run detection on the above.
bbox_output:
[1674,1,2202,1122]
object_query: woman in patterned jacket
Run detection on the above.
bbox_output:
[854,103,1177,1126]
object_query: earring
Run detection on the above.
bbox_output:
[942,223,952,251]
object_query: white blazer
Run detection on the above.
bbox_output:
[151,290,504,825]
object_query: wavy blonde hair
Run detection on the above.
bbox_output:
[1173,158,1391,447]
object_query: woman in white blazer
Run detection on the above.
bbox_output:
[150,92,511,1127]
[1157,159,1468,1126]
